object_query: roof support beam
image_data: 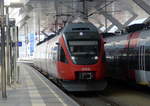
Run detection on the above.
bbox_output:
[102,12,124,30]
[144,17,150,22]
[123,13,138,26]
[132,0,150,15]
[107,13,138,32]
[109,13,138,32]
[118,0,138,26]
[98,25,103,33]
[107,24,114,31]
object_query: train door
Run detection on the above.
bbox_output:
[135,42,148,85]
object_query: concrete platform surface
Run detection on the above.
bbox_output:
[0,64,79,106]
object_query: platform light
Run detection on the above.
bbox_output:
[5,0,21,5]
[10,0,21,3]
[5,0,24,8]
[4,0,10,5]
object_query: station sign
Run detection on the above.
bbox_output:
[18,41,22,47]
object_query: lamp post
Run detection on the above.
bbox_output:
[105,0,108,32]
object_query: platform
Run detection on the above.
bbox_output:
[0,64,79,106]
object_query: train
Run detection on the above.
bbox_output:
[104,22,150,87]
[33,21,107,91]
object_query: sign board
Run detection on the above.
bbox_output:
[18,41,22,46]
[29,33,35,56]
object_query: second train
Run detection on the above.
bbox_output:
[105,22,150,87]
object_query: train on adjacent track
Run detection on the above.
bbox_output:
[104,22,150,87]
[32,21,107,91]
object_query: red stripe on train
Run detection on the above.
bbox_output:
[127,32,140,80]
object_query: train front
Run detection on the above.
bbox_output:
[57,22,107,91]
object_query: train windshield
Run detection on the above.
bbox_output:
[68,40,99,65]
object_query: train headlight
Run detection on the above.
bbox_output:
[71,56,75,60]
[79,32,83,36]
[94,56,98,60]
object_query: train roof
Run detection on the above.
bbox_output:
[122,21,150,34]
[62,22,98,33]
[104,21,150,38]
[36,22,100,46]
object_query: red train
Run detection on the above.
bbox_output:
[104,22,150,86]
[33,22,107,91]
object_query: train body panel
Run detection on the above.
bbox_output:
[45,35,60,77]
[33,22,107,91]
[105,25,150,86]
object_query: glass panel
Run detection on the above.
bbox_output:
[69,41,98,56]
[67,40,99,65]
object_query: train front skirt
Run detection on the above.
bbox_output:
[60,80,107,92]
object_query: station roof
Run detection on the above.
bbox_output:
[7,0,150,35]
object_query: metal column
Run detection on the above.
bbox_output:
[54,0,59,32]
[133,0,150,15]
[0,0,7,98]
[10,27,14,83]
[10,27,18,83]
[104,0,108,32]
[14,27,18,83]
[82,0,88,20]
[5,6,11,86]
[16,27,19,83]
[37,14,40,42]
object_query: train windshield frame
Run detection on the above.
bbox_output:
[67,40,100,65]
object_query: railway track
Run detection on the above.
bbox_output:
[29,64,150,106]
[67,80,150,106]
[69,93,120,106]
[29,63,119,106]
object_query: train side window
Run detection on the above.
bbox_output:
[60,47,68,64]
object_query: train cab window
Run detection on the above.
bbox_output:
[68,41,99,56]
[68,40,99,65]
[60,47,68,64]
